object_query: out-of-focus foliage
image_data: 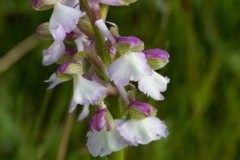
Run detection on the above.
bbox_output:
[0,0,240,159]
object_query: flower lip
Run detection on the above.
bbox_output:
[144,49,169,60]
[117,36,143,47]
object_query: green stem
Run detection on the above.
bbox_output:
[108,150,124,160]
[80,0,111,79]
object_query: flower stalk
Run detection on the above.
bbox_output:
[108,150,124,160]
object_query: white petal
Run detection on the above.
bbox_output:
[73,75,106,105]
[107,52,152,86]
[42,41,65,66]
[138,71,170,100]
[118,117,168,146]
[87,120,128,157]
[78,105,90,121]
[44,73,62,89]
[50,4,85,41]
[74,37,84,52]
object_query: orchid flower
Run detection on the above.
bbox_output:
[49,2,85,41]
[87,108,128,157]
[118,100,168,146]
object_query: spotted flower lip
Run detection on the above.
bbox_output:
[117,117,168,146]
[87,119,128,157]
[143,48,169,60]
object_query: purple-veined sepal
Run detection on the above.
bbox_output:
[129,100,157,120]
[144,49,169,70]
[116,36,144,55]
[35,22,52,40]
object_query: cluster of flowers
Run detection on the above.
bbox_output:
[32,0,170,157]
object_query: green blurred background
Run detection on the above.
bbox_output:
[1,0,240,159]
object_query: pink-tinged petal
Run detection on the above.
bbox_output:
[138,71,169,101]
[107,52,152,86]
[95,19,116,43]
[100,0,137,6]
[49,4,85,41]
[78,105,90,121]
[87,120,128,157]
[72,75,107,105]
[44,73,62,89]
[42,41,65,66]
[118,117,168,146]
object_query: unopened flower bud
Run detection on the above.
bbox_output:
[90,108,113,131]
[143,49,169,70]
[31,0,61,10]
[129,100,157,120]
